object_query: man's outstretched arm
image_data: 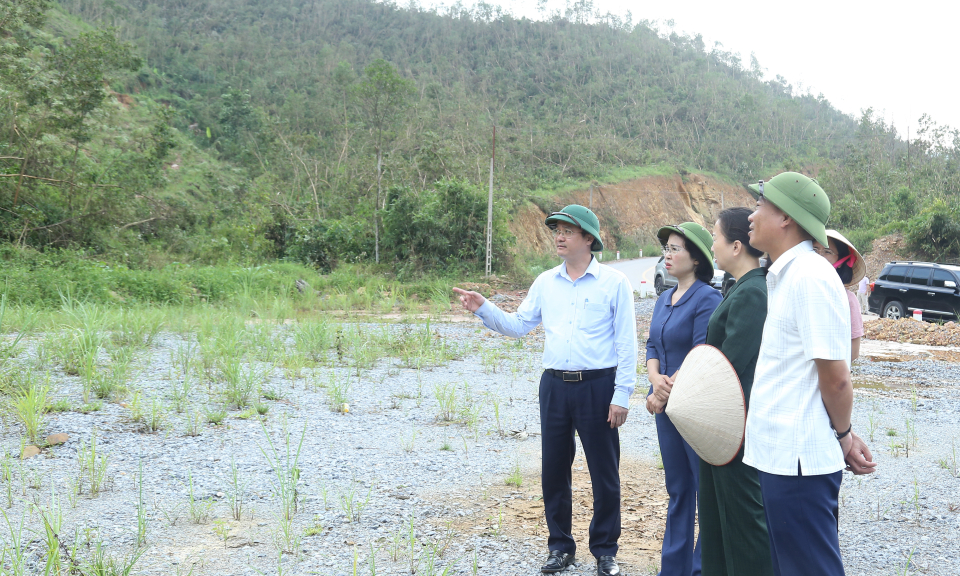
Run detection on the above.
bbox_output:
[453,285,542,338]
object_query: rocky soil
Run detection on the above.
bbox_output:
[1,299,957,576]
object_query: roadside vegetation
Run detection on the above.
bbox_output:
[3,0,957,282]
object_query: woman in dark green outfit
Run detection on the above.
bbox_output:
[700,207,774,576]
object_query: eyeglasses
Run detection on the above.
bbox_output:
[551,227,580,238]
[662,244,685,256]
[813,247,836,257]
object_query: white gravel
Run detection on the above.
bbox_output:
[1,299,956,575]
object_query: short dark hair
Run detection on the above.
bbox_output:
[718,207,763,258]
[680,236,715,283]
[832,240,852,285]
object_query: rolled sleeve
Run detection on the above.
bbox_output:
[611,278,638,408]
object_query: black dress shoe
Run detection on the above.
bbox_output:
[541,550,575,573]
[597,555,620,576]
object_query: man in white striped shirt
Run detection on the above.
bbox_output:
[744,173,876,576]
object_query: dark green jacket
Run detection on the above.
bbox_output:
[705,268,767,408]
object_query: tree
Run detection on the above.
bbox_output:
[354,59,414,263]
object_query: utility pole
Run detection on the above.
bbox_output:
[485,126,495,277]
[907,126,911,191]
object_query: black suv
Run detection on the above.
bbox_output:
[868,261,960,320]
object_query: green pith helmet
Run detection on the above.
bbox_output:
[748,172,831,246]
[545,205,604,251]
[657,222,715,269]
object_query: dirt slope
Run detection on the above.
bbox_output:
[511,174,754,253]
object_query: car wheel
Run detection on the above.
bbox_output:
[654,275,664,295]
[882,301,906,320]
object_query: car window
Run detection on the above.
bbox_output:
[885,266,908,283]
[909,268,931,286]
[931,269,957,288]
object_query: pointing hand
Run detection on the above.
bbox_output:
[452,287,485,313]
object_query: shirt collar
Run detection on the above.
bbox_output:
[558,256,600,282]
[668,279,708,306]
[725,267,766,299]
[768,240,813,278]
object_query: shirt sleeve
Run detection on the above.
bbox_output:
[796,275,851,361]
[474,275,543,338]
[847,290,864,338]
[693,286,723,347]
[645,295,665,363]
[611,276,638,409]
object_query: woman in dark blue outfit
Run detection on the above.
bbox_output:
[645,222,723,576]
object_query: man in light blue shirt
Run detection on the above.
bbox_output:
[454,205,637,576]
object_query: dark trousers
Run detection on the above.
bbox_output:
[655,409,702,576]
[699,449,774,576]
[539,370,621,558]
[758,466,844,576]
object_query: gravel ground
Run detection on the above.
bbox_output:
[2,296,957,576]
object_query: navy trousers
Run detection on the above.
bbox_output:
[539,370,621,558]
[655,409,702,576]
[758,466,845,576]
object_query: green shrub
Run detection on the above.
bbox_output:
[906,199,960,260]
[381,178,513,275]
[285,217,374,271]
[840,229,879,256]
[0,246,314,307]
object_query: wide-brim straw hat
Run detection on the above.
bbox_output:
[825,229,866,288]
[664,345,745,466]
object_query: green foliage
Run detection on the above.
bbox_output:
[381,178,512,274]
[840,229,880,256]
[821,111,959,257]
[284,217,374,271]
[1,0,957,273]
[0,246,310,306]
[906,199,960,260]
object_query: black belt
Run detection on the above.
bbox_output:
[544,367,617,382]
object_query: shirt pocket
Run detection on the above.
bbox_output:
[579,301,611,333]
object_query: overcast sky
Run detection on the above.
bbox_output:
[427,0,960,138]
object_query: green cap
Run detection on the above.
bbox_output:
[657,222,715,269]
[747,172,830,246]
[545,205,604,251]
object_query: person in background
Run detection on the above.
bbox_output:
[699,207,773,576]
[813,230,866,362]
[857,275,870,314]
[646,222,723,576]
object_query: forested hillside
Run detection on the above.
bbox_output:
[3,0,959,274]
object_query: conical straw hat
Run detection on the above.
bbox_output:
[825,229,866,288]
[664,345,745,466]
